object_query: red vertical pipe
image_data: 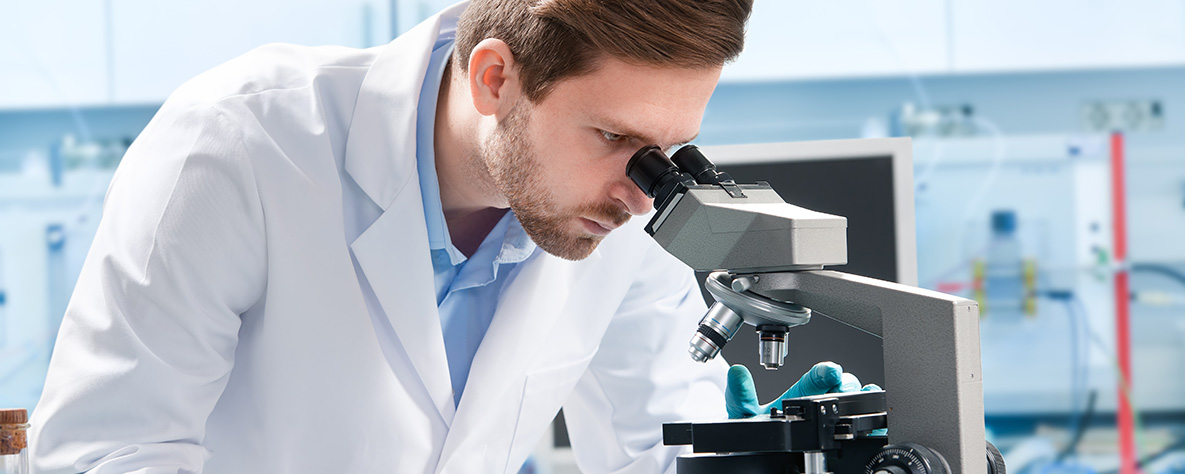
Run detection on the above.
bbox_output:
[1111,132,1137,474]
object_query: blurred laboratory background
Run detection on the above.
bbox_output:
[2,1,1185,474]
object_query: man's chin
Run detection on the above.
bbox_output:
[516,213,618,261]
[536,234,603,261]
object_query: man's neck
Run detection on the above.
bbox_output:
[442,207,508,257]
[433,60,508,257]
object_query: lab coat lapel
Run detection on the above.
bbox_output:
[436,249,603,471]
[349,187,455,426]
[342,3,469,426]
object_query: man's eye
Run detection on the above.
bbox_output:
[600,130,624,142]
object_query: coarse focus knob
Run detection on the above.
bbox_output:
[987,441,1006,474]
[865,443,951,474]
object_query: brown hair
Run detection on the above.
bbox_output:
[454,0,752,102]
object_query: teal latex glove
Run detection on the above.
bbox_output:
[726,362,883,419]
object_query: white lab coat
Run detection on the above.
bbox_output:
[29,3,727,474]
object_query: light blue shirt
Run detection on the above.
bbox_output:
[414,32,538,407]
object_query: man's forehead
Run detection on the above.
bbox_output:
[536,56,720,144]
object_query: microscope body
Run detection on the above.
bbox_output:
[625,145,995,474]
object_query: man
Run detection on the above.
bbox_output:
[31,1,869,472]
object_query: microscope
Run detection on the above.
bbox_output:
[626,145,1005,474]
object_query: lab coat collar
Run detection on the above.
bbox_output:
[343,2,466,211]
[344,2,468,428]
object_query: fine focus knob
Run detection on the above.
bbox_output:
[865,443,951,474]
[987,441,1007,474]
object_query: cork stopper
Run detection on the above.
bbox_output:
[0,409,27,425]
[1,408,29,455]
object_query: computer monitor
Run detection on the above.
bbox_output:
[693,137,916,398]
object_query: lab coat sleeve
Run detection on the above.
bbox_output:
[29,101,268,474]
[562,240,729,474]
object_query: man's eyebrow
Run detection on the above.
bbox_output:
[596,118,699,148]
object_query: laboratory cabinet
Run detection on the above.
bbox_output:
[0,1,110,109]
[0,0,390,108]
[723,0,1185,82]
[951,0,1185,73]
[0,168,114,411]
[109,0,391,103]
[6,1,1185,106]
[722,0,951,82]
[952,0,1185,72]
[110,0,391,104]
[391,0,458,37]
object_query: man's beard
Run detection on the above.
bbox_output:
[481,103,631,261]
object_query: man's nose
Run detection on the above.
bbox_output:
[612,177,654,216]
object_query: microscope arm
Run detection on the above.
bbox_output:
[745,269,986,474]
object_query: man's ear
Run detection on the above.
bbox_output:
[468,38,522,117]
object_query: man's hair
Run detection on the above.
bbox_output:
[454,0,753,102]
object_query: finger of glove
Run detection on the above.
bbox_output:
[834,372,863,393]
[725,364,762,419]
[781,361,843,399]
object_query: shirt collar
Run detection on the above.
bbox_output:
[496,211,536,265]
[415,34,465,264]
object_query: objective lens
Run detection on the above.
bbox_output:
[688,302,744,363]
[757,325,790,370]
[626,145,695,205]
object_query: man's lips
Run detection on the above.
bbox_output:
[581,217,620,236]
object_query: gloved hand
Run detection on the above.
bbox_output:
[726,361,882,419]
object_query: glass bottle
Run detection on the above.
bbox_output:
[0,408,29,474]
[983,210,1025,315]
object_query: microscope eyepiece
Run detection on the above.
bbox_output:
[670,145,735,185]
[627,145,696,208]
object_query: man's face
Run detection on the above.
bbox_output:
[481,57,722,260]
